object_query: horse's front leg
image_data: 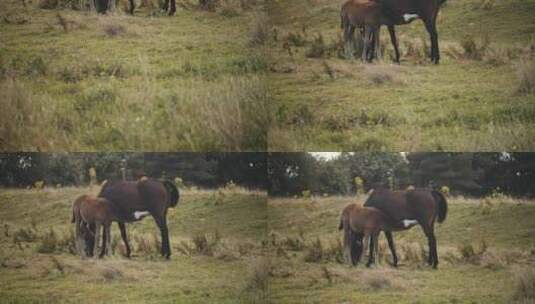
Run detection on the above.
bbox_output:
[373,26,381,61]
[343,25,356,60]
[168,0,176,16]
[366,233,375,267]
[128,0,134,14]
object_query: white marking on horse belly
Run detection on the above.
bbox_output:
[402,219,418,228]
[403,14,419,22]
[134,211,150,219]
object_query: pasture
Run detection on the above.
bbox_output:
[0,0,269,151]
[268,195,535,303]
[0,187,268,303]
[268,0,535,151]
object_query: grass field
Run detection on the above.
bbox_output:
[0,187,268,303]
[0,0,269,151]
[267,0,535,151]
[268,195,535,303]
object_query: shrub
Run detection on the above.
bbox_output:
[364,273,392,290]
[516,60,535,95]
[192,233,220,256]
[512,267,535,300]
[37,229,59,253]
[103,23,126,37]
[199,0,218,11]
[249,14,270,46]
[460,35,490,60]
[13,227,37,243]
[306,35,326,58]
[304,237,323,263]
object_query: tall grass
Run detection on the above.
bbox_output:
[0,75,268,151]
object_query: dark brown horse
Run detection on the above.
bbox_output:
[361,188,448,268]
[341,0,447,64]
[98,178,180,259]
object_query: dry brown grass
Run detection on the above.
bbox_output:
[512,267,535,301]
[516,60,535,95]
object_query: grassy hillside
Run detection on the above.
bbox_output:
[268,195,535,303]
[0,0,269,151]
[267,0,535,151]
[0,187,268,303]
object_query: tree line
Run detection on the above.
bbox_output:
[0,153,267,189]
[268,153,535,197]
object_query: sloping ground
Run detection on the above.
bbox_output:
[0,0,269,151]
[268,195,535,303]
[0,187,268,303]
[267,0,535,151]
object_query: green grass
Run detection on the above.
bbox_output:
[268,195,535,303]
[0,187,268,303]
[0,0,269,151]
[267,0,535,151]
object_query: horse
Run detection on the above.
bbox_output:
[341,0,447,64]
[87,0,176,16]
[339,203,417,267]
[72,195,146,258]
[362,188,448,268]
[97,178,180,259]
[71,196,96,257]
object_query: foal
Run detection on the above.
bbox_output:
[341,0,416,62]
[339,203,416,267]
[72,195,149,258]
[341,0,446,63]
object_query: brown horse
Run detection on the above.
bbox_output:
[362,188,448,268]
[339,203,416,267]
[341,0,446,63]
[341,0,404,62]
[72,195,139,258]
[97,178,180,259]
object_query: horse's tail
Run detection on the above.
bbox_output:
[72,208,76,223]
[162,180,180,208]
[431,190,448,223]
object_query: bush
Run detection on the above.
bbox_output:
[512,267,535,300]
[516,60,535,95]
[249,14,270,46]
[461,35,490,60]
[37,229,59,253]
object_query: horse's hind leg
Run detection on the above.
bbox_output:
[423,18,440,64]
[384,231,398,267]
[422,225,439,268]
[154,215,171,259]
[93,223,101,258]
[162,0,169,12]
[118,222,131,258]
